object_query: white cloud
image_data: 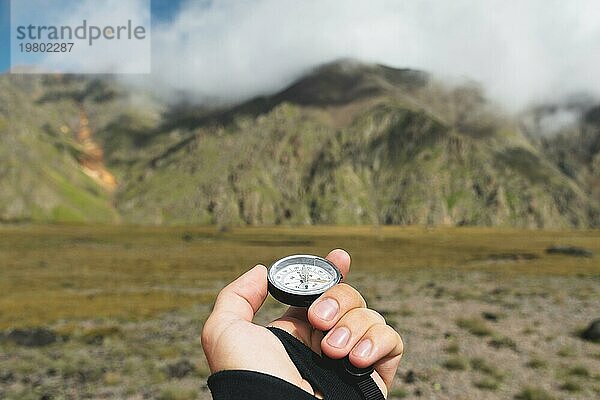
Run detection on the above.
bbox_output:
[16,0,600,110]
[147,0,600,110]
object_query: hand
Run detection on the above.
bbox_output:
[201,249,403,398]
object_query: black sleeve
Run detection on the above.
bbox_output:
[206,327,383,400]
[207,370,317,400]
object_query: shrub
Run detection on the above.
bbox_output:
[456,318,493,336]
[81,325,123,345]
[514,386,555,400]
[556,346,575,357]
[525,357,547,369]
[567,365,589,377]
[470,357,504,379]
[488,335,517,351]
[103,371,121,385]
[474,377,500,391]
[444,341,460,354]
[443,356,469,371]
[559,380,581,392]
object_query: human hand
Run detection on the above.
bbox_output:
[201,249,403,398]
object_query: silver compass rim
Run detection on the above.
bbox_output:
[268,254,342,296]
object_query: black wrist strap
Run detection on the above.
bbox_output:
[356,376,385,400]
[340,357,384,400]
[267,327,385,400]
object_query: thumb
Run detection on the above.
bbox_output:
[209,264,268,325]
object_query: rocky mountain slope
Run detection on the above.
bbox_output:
[1,61,598,227]
[538,105,600,210]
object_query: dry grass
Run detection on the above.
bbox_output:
[1,224,598,329]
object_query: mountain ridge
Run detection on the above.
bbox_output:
[1,60,598,227]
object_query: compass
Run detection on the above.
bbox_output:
[267,254,342,307]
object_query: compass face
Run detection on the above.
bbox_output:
[268,255,342,297]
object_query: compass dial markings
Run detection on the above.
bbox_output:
[274,263,334,292]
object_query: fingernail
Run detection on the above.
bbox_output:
[352,339,373,358]
[327,327,350,348]
[313,298,339,321]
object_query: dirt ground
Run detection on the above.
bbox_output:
[0,226,598,399]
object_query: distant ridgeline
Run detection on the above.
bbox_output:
[1,60,598,227]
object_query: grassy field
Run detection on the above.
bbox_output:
[0,225,599,399]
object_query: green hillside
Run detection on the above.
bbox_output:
[1,61,598,227]
[0,75,118,223]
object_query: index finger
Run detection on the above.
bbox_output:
[325,248,351,280]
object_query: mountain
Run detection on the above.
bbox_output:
[0,74,183,223]
[0,75,118,223]
[1,60,598,227]
[532,104,600,211]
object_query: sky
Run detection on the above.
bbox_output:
[0,0,183,72]
[2,1,600,110]
[0,0,8,72]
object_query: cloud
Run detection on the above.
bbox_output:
[17,0,600,110]
[151,0,600,110]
